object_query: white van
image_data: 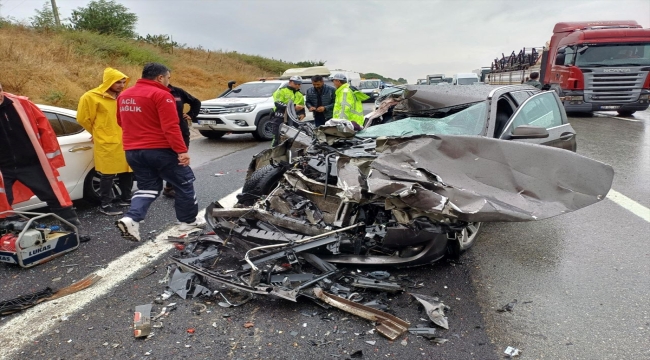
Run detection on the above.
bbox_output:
[452,73,479,85]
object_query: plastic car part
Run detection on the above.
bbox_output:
[133,304,152,338]
[351,277,403,293]
[410,293,449,329]
[313,288,410,340]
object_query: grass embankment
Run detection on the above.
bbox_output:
[0,23,296,109]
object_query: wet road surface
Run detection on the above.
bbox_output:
[1,109,648,359]
[471,109,650,359]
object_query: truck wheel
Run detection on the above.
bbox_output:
[199,130,226,139]
[252,115,273,141]
[617,110,635,117]
[236,164,287,206]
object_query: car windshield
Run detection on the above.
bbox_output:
[359,80,380,89]
[457,78,478,85]
[574,43,650,66]
[224,83,281,98]
[357,101,487,138]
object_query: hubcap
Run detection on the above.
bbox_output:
[458,222,481,250]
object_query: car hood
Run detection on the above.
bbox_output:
[202,97,269,107]
[394,84,501,114]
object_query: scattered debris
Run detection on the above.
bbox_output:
[349,350,363,358]
[134,304,152,338]
[0,274,101,316]
[243,322,254,328]
[365,340,376,345]
[408,327,437,340]
[432,338,449,345]
[187,328,195,334]
[504,346,521,357]
[497,299,518,313]
[410,293,449,329]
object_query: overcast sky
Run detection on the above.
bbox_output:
[2,0,649,82]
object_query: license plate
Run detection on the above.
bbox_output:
[199,120,217,125]
[600,106,620,110]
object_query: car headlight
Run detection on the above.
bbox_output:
[639,94,649,100]
[225,105,256,113]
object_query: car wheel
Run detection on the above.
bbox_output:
[252,115,273,141]
[457,222,481,251]
[199,130,226,139]
[82,168,122,205]
[236,164,287,206]
[617,110,635,117]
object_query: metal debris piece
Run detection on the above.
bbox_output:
[408,327,437,339]
[368,271,390,280]
[504,346,521,357]
[168,268,197,299]
[351,277,402,293]
[432,337,448,345]
[192,285,212,298]
[133,304,152,338]
[410,293,449,329]
[365,340,376,345]
[363,300,388,311]
[313,288,409,340]
[497,299,518,313]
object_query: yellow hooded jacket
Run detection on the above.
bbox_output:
[77,68,131,174]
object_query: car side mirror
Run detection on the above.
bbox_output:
[555,53,566,66]
[511,125,549,139]
[227,80,236,89]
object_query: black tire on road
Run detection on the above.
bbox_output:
[199,130,226,139]
[236,164,287,206]
[252,115,273,141]
[617,110,636,117]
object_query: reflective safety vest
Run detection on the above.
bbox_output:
[272,86,305,118]
[333,83,369,126]
[0,93,72,216]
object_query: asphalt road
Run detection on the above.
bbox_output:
[0,108,648,360]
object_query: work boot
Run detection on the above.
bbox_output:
[100,204,123,216]
[162,186,175,198]
[116,216,141,241]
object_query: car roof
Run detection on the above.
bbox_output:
[37,104,77,117]
[399,84,530,111]
[243,80,286,85]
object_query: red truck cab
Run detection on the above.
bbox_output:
[542,21,650,115]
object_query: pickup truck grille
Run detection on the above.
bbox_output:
[199,107,229,115]
[583,68,647,103]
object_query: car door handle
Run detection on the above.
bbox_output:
[68,146,93,152]
[559,132,575,141]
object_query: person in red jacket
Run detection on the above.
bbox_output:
[115,63,200,241]
[0,84,82,227]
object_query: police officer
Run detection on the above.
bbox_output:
[332,73,369,128]
[270,76,305,146]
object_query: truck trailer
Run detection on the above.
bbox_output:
[487,21,650,115]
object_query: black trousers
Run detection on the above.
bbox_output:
[100,172,134,206]
[1,164,79,223]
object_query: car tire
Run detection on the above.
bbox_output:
[252,115,273,141]
[82,168,122,205]
[617,110,635,117]
[199,130,226,139]
[236,164,287,206]
[446,222,481,257]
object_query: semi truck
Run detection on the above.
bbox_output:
[487,20,650,115]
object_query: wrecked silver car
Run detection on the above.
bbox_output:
[205,85,614,267]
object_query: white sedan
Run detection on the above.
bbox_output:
[13,105,121,210]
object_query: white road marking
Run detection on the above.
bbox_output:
[0,189,242,359]
[607,189,650,223]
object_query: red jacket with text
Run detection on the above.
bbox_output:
[0,93,72,216]
[117,79,188,154]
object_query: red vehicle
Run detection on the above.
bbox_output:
[542,20,650,115]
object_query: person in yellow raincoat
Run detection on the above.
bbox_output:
[77,68,133,216]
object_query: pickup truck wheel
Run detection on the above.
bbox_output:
[199,130,226,139]
[252,115,273,141]
[236,164,287,206]
[617,110,635,117]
